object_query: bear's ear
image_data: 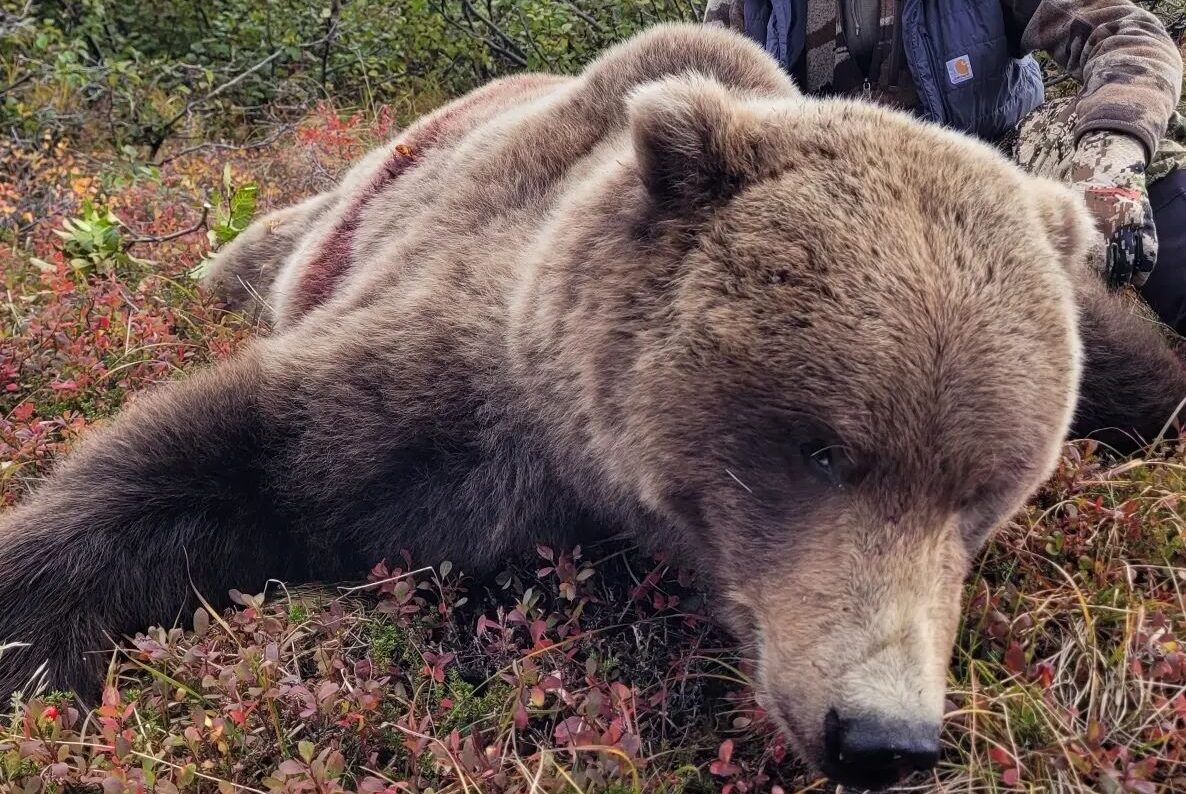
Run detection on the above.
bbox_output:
[1029,177,1097,271]
[628,74,770,213]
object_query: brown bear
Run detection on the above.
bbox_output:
[2,23,1185,790]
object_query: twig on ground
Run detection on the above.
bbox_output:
[154,124,294,166]
[123,206,209,247]
[0,72,35,98]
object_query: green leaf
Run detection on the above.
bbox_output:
[179,764,197,786]
[228,183,258,230]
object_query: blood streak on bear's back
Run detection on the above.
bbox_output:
[292,75,563,319]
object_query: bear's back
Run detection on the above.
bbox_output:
[269,73,574,326]
[264,24,798,330]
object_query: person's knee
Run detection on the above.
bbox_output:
[1141,168,1186,334]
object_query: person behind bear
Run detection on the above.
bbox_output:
[704,0,1186,332]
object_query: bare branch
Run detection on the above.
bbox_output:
[149,35,329,156]
[154,124,293,166]
[0,72,35,98]
[458,0,529,65]
[560,0,608,32]
[123,206,209,247]
[514,6,557,71]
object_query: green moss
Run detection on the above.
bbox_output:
[1,754,43,783]
[438,670,513,734]
[366,620,418,671]
[1007,697,1050,748]
[600,784,644,794]
[41,690,75,708]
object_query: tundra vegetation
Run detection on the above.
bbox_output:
[2,1,1186,791]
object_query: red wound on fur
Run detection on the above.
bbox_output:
[291,75,562,320]
[292,140,424,318]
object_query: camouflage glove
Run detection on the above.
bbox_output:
[1069,131,1158,288]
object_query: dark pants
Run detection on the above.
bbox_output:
[1143,168,1186,335]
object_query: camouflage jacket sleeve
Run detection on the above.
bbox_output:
[703,0,745,30]
[1005,0,1183,160]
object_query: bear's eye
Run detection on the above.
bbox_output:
[801,440,844,487]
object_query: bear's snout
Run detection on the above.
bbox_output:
[725,514,967,787]
[761,634,948,789]
[821,709,940,789]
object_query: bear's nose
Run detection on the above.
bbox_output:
[822,709,940,790]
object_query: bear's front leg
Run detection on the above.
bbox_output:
[0,317,527,704]
[0,349,318,702]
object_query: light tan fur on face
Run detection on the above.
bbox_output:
[725,501,975,755]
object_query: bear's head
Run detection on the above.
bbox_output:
[613,76,1089,788]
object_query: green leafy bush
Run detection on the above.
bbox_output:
[43,199,147,279]
[1,0,697,155]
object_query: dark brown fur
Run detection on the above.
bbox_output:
[1070,282,1186,446]
[2,24,1185,785]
